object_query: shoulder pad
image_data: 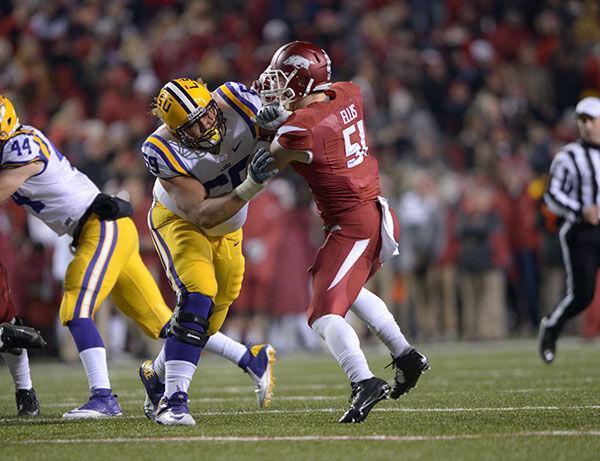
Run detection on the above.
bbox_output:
[142,134,193,178]
[216,82,262,138]
[1,131,49,169]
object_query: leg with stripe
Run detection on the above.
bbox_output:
[146,206,216,425]
[539,223,600,363]
[307,232,389,423]
[145,205,276,419]
[60,217,134,419]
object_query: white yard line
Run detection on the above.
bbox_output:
[37,390,595,408]
[2,404,599,423]
[14,431,600,445]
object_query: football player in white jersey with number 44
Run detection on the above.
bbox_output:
[0,94,177,419]
[139,78,277,426]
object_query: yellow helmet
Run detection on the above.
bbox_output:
[152,78,226,149]
[0,95,19,141]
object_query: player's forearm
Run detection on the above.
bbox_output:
[182,192,247,229]
[0,163,43,202]
[0,170,29,202]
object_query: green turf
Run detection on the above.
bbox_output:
[1,338,599,460]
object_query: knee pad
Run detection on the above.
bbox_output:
[168,291,213,347]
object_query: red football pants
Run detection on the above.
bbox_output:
[307,202,399,325]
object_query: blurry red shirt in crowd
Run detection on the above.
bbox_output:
[234,189,287,313]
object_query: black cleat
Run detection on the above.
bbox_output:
[16,388,40,416]
[0,322,47,352]
[387,348,429,399]
[538,317,559,364]
[339,377,390,423]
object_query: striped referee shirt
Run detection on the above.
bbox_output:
[544,140,600,223]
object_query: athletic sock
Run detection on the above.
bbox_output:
[351,288,411,358]
[79,347,111,390]
[1,350,33,390]
[164,360,197,397]
[311,314,374,383]
[67,318,111,391]
[205,331,248,368]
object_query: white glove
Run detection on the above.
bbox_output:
[256,103,290,131]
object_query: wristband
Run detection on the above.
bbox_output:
[235,174,266,201]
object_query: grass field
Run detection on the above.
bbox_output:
[1,338,599,460]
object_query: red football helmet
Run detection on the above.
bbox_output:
[258,41,332,108]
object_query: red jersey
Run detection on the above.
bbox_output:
[275,82,381,225]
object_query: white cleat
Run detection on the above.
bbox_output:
[155,407,196,426]
[154,393,196,426]
[245,344,276,409]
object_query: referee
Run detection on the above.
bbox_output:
[540,96,600,364]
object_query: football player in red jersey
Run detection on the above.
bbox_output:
[256,41,430,423]
[0,260,46,416]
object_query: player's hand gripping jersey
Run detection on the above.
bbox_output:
[142,81,265,236]
[0,125,99,235]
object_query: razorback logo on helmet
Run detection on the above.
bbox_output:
[282,55,314,70]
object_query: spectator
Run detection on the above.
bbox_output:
[455,177,510,340]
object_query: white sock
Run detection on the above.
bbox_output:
[165,360,197,398]
[2,350,33,390]
[153,344,166,383]
[311,314,373,383]
[351,288,411,358]
[79,347,111,390]
[204,331,247,365]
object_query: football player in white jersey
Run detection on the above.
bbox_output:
[139,78,277,425]
[0,94,179,419]
[0,94,277,421]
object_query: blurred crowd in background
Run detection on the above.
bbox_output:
[1,0,600,360]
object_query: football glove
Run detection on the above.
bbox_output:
[248,147,278,184]
[256,103,290,131]
[235,147,278,201]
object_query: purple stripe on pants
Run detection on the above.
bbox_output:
[73,220,106,318]
[87,220,119,313]
[148,208,186,292]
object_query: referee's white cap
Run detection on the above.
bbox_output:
[575,97,600,118]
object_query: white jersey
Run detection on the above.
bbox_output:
[142,81,266,236]
[1,125,99,236]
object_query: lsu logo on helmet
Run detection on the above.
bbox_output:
[152,78,226,150]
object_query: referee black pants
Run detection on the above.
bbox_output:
[546,221,600,332]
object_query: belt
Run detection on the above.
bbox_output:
[71,193,133,248]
